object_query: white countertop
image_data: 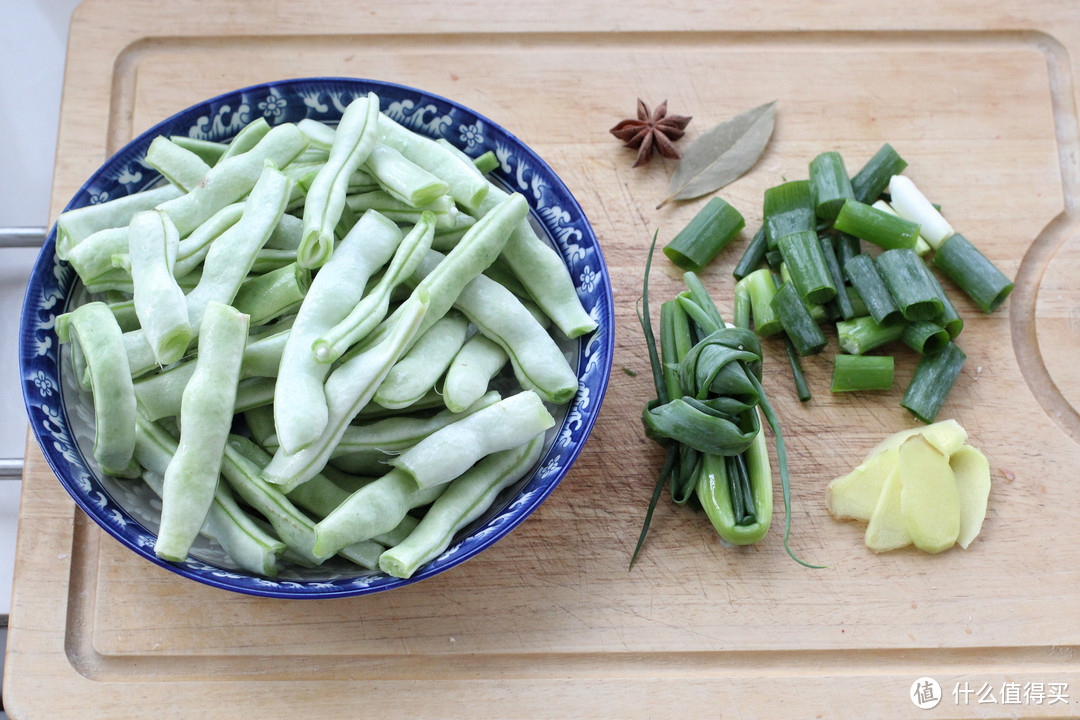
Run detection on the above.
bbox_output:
[0,0,85,619]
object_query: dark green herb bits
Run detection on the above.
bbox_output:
[763,180,816,250]
[932,233,1015,312]
[809,151,855,220]
[663,196,745,271]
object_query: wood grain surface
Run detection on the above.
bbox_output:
[6,1,1080,718]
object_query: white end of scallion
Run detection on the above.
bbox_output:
[888,175,954,250]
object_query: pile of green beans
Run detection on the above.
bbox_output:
[55,92,594,579]
[731,144,1013,422]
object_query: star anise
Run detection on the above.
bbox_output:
[609,99,692,168]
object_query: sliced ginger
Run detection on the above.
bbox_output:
[826,420,990,554]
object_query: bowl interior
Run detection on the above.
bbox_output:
[20,77,614,598]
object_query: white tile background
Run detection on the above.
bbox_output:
[0,0,85,620]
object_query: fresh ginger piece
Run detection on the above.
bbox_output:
[899,435,960,553]
[865,418,967,459]
[827,419,967,522]
[826,448,899,522]
[951,444,991,549]
[864,467,911,552]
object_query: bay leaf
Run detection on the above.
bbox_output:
[658,101,777,209]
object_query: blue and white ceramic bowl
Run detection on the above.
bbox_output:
[19,77,613,598]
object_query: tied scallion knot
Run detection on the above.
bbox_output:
[632,231,821,569]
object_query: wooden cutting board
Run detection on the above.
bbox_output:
[7,1,1080,717]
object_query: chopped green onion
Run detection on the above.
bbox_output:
[733,225,767,280]
[875,248,944,322]
[771,281,827,356]
[932,233,1015,312]
[850,143,908,204]
[777,230,836,305]
[887,175,954,249]
[834,199,921,251]
[845,285,869,319]
[809,151,855,219]
[836,315,906,355]
[739,268,783,336]
[901,321,950,355]
[765,248,784,269]
[663,197,745,271]
[871,199,932,257]
[784,337,812,402]
[902,342,966,423]
[830,354,894,393]
[763,180,815,250]
[843,254,903,326]
[818,234,855,320]
[832,231,862,268]
[923,266,964,338]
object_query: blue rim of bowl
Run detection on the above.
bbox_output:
[19,77,614,598]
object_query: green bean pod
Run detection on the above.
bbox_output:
[56,302,138,475]
[261,294,429,492]
[376,114,489,211]
[145,136,212,192]
[155,301,249,562]
[64,227,129,287]
[312,469,447,557]
[442,335,510,413]
[127,210,192,365]
[57,184,182,260]
[300,93,381,269]
[364,142,450,208]
[275,210,403,453]
[390,390,555,490]
[155,123,307,236]
[379,433,545,578]
[374,310,470,410]
[311,212,435,364]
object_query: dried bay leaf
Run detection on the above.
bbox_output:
[658,101,776,209]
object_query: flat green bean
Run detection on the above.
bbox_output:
[56,302,138,476]
[299,93,381,269]
[376,114,489,211]
[365,142,449,208]
[173,203,245,279]
[134,417,284,576]
[218,117,271,163]
[261,294,428,492]
[442,334,509,413]
[412,250,578,404]
[274,209,403,454]
[312,212,434,364]
[475,182,597,339]
[145,136,212,192]
[155,301,249,562]
[57,184,182,260]
[390,390,554,489]
[311,468,446,556]
[155,123,306,236]
[232,262,309,326]
[170,136,228,166]
[380,434,544,578]
[127,210,192,365]
[374,309,469,410]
